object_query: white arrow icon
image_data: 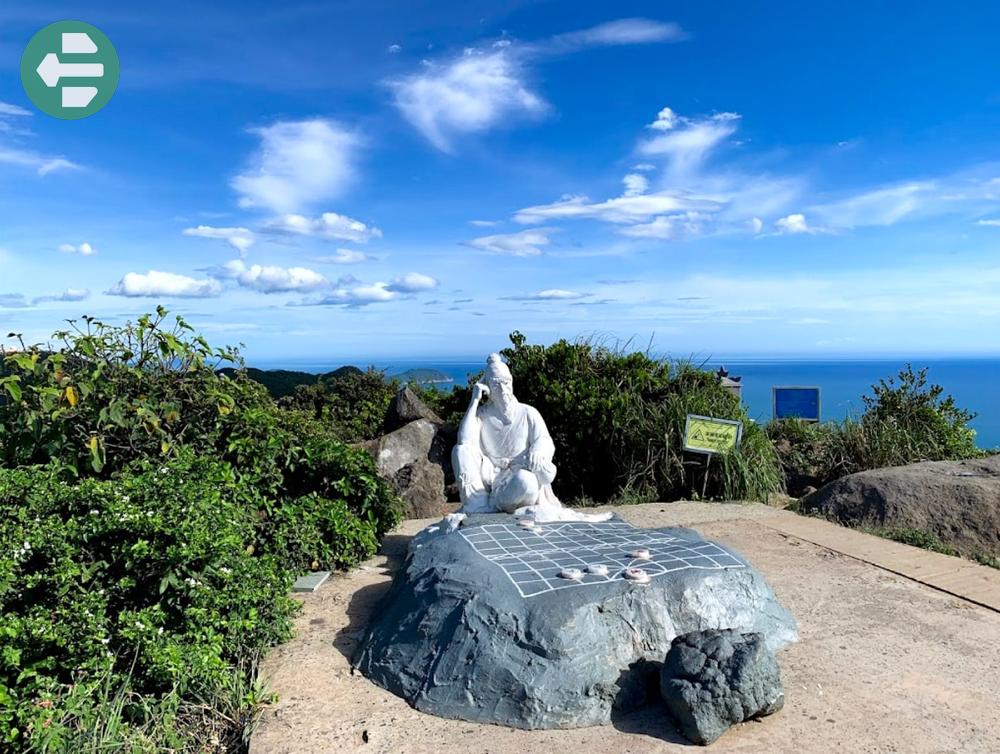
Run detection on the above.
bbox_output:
[36,53,104,88]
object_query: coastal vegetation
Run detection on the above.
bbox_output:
[0,313,989,751]
[767,365,982,493]
[435,332,785,504]
[0,310,401,752]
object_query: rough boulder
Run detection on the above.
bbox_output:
[801,455,1000,557]
[660,629,784,745]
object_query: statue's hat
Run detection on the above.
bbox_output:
[485,353,512,381]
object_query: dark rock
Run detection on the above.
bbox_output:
[391,457,458,519]
[660,629,785,745]
[384,386,443,433]
[361,420,455,519]
[801,455,1000,557]
[356,515,797,729]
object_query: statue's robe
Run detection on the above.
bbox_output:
[457,402,560,513]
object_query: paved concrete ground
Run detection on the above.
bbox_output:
[251,503,1000,754]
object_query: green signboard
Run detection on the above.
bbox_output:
[683,414,743,455]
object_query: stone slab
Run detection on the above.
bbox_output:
[292,571,331,593]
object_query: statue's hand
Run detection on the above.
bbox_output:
[527,448,549,472]
[471,382,491,403]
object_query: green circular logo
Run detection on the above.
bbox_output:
[20,21,119,120]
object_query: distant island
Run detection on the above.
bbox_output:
[392,368,454,385]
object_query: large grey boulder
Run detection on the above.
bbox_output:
[356,515,797,729]
[361,420,456,519]
[801,455,1000,557]
[660,629,784,745]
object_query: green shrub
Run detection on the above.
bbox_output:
[0,453,296,749]
[0,311,403,751]
[768,365,981,491]
[278,368,398,442]
[1,309,266,478]
[453,333,783,503]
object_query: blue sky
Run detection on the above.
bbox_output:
[2,1,1000,363]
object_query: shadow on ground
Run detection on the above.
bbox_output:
[332,533,413,664]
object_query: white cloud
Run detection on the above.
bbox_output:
[0,102,32,118]
[32,288,90,304]
[387,272,439,292]
[216,259,328,293]
[0,293,30,308]
[515,192,711,225]
[231,119,360,213]
[57,242,97,256]
[263,212,382,243]
[108,271,222,298]
[503,289,591,301]
[547,19,685,50]
[622,173,649,197]
[182,225,255,255]
[647,106,678,131]
[639,111,741,181]
[749,217,764,235]
[465,228,553,256]
[511,106,806,243]
[808,182,933,228]
[469,219,499,227]
[389,50,546,152]
[632,163,656,172]
[619,212,713,240]
[387,44,402,54]
[774,213,823,235]
[312,248,369,264]
[308,282,398,307]
[978,219,1000,227]
[0,147,80,176]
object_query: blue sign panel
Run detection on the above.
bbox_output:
[773,386,821,422]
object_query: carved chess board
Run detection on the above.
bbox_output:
[459,520,744,598]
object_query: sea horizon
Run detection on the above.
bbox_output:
[245,356,1000,450]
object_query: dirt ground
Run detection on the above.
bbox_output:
[250,503,1000,754]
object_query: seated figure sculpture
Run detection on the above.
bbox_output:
[452,353,610,522]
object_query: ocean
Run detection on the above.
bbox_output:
[251,357,1000,450]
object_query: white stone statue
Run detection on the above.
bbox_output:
[452,354,611,523]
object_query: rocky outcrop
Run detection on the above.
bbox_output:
[361,389,458,519]
[660,629,784,745]
[801,455,1000,557]
[384,386,444,433]
[356,515,797,730]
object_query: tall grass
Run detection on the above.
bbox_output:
[25,658,269,754]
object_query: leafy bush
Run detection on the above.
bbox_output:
[0,453,295,749]
[447,333,783,503]
[768,365,981,491]
[0,311,402,751]
[278,368,398,442]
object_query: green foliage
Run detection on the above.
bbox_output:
[218,365,363,400]
[0,311,402,752]
[278,368,398,443]
[1,308,254,477]
[768,365,981,491]
[0,453,295,750]
[479,332,783,503]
